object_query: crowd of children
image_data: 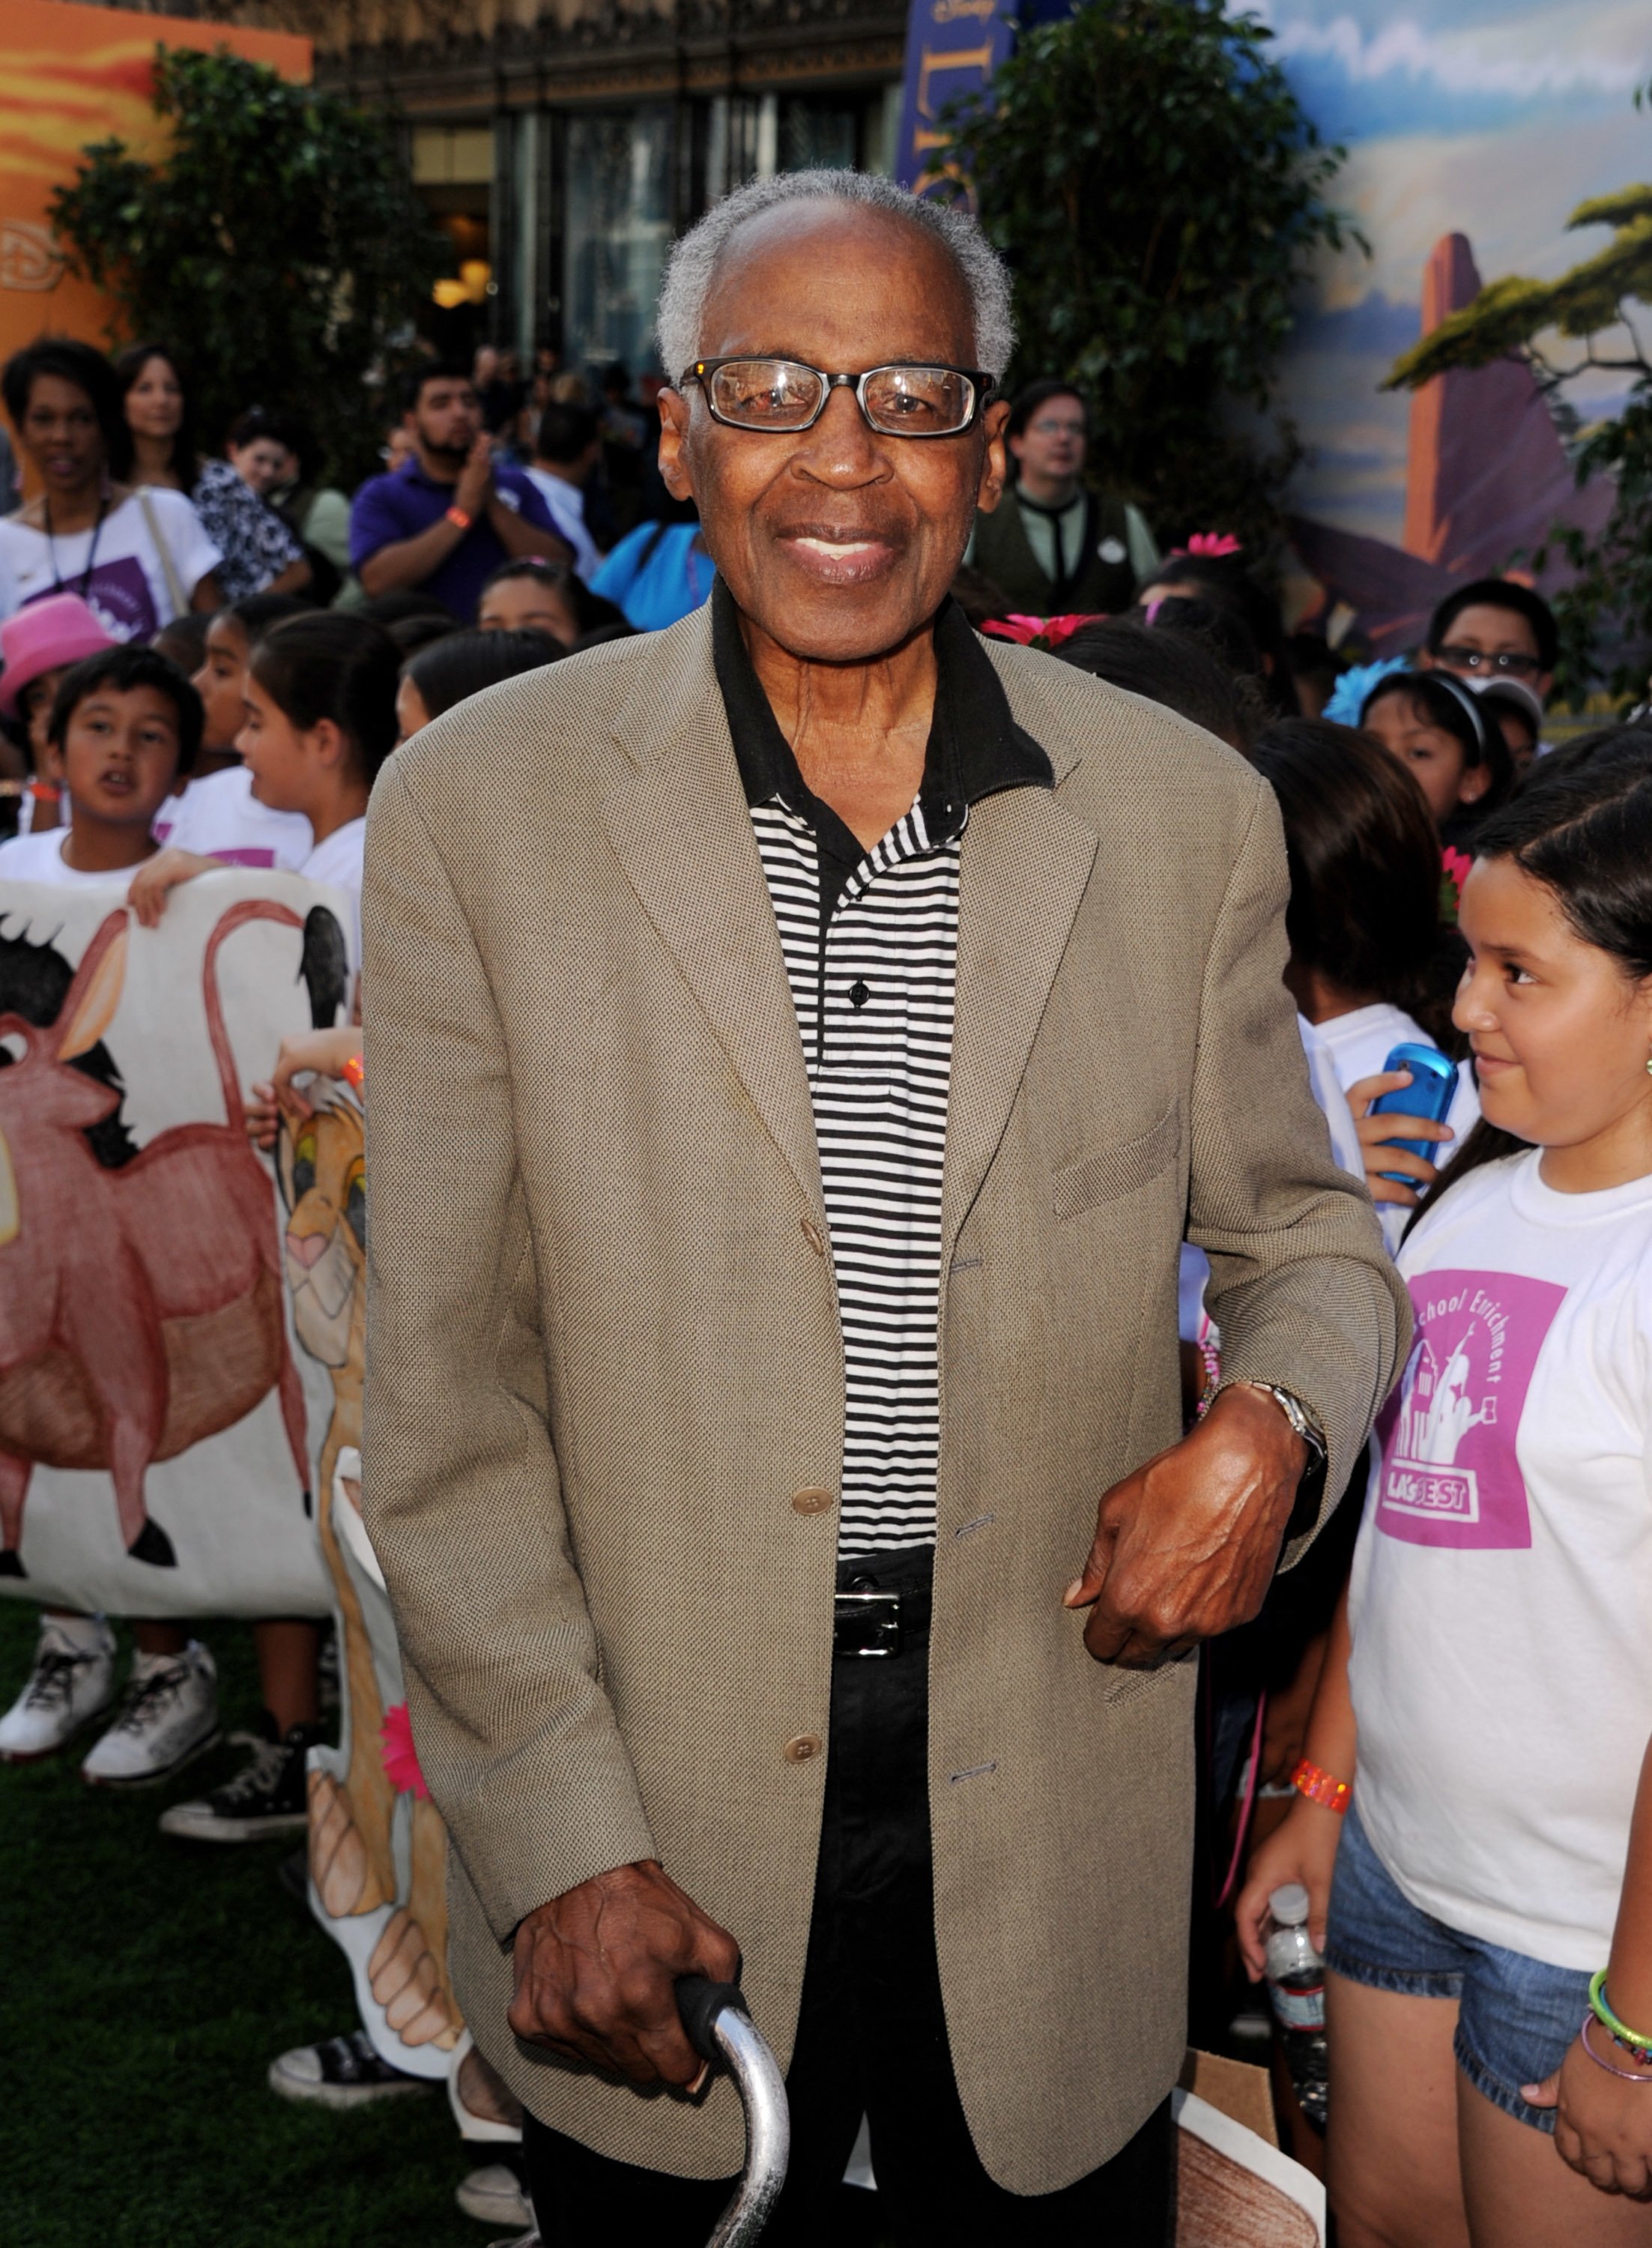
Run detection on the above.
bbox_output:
[4,324,1652,2238]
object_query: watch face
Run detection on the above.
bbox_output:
[1097,536,1127,564]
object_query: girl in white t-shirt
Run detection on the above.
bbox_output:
[1238,754,1652,2246]
[130,611,399,970]
[139,593,314,874]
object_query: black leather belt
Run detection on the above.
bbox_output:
[833,1587,903,1658]
[832,1553,933,1658]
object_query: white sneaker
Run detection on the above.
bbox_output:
[81,1643,220,1787]
[456,2163,533,2230]
[0,1615,116,1762]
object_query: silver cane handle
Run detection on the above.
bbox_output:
[676,1976,791,2248]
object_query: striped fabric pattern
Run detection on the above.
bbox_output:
[750,794,960,1556]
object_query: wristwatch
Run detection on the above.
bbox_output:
[1216,1379,1327,1468]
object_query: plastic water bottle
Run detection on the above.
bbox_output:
[1264,1882,1328,2127]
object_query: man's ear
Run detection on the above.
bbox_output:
[657,387,695,501]
[975,397,1011,517]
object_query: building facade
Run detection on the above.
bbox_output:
[111,0,909,375]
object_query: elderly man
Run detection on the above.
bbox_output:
[363,172,1406,2244]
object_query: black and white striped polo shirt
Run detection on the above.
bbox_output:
[712,585,1052,1556]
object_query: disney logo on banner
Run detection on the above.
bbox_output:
[894,0,1018,202]
[0,221,66,294]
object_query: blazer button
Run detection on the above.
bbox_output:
[801,1218,827,1257]
[784,1733,822,1762]
[791,1487,835,1515]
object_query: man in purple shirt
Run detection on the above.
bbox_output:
[350,363,569,622]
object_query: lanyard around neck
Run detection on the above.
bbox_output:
[44,487,109,599]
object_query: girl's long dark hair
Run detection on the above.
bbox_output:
[1404,755,1652,1236]
[1248,717,1453,1042]
[404,627,563,722]
[251,613,401,784]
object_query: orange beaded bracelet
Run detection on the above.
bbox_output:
[1292,1759,1352,1814]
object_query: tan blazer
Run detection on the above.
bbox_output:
[361,603,1406,2193]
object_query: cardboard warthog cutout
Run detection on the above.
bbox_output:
[0,871,345,1617]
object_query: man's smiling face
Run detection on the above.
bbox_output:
[658,201,1009,665]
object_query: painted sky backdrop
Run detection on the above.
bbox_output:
[1262,0,1652,546]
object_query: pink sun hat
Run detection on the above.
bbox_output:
[0,592,118,719]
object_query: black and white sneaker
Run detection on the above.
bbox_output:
[268,2028,432,2109]
[158,1711,327,1842]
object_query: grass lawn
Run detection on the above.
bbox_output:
[0,1600,489,2248]
[0,1601,895,2248]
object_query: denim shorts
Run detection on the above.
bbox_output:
[1325,1802,1590,2133]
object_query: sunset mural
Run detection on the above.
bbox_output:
[0,0,309,365]
[1266,0,1651,641]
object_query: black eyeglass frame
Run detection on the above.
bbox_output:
[1432,642,1544,681]
[677,357,995,437]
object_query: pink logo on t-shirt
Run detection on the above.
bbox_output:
[1374,1269,1567,1549]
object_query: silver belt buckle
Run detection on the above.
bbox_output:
[833,1589,902,1658]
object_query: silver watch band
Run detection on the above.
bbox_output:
[1216,1379,1326,1465]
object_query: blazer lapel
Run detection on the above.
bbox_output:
[943,784,1100,1257]
[600,617,824,1218]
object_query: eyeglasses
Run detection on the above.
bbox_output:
[1434,644,1543,681]
[679,358,992,438]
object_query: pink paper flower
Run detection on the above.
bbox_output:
[1184,532,1242,558]
[380,1701,429,1798]
[1439,845,1474,926]
[980,612,1103,650]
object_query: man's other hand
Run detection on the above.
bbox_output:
[1063,1384,1308,1668]
[507,1860,741,2088]
[455,431,496,520]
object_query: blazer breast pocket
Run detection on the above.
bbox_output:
[1052,1102,1181,1222]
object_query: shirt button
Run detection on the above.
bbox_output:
[791,1487,835,1515]
[784,1734,823,1762]
[850,979,869,1009]
[801,1218,827,1257]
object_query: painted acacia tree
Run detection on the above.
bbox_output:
[49,46,445,486]
[935,0,1359,551]
[1385,95,1652,702]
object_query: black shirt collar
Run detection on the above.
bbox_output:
[712,577,1053,859]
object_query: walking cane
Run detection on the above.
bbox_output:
[492,1977,790,2248]
[676,1975,792,2247]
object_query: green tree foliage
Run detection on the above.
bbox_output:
[1384,104,1652,702]
[935,0,1359,549]
[49,46,446,486]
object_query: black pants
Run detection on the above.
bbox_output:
[524,1547,1174,2247]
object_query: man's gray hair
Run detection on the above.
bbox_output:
[656,170,1017,386]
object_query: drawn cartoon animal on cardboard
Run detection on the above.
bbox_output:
[277,1099,459,2070]
[278,1093,396,1918]
[0,901,311,1575]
